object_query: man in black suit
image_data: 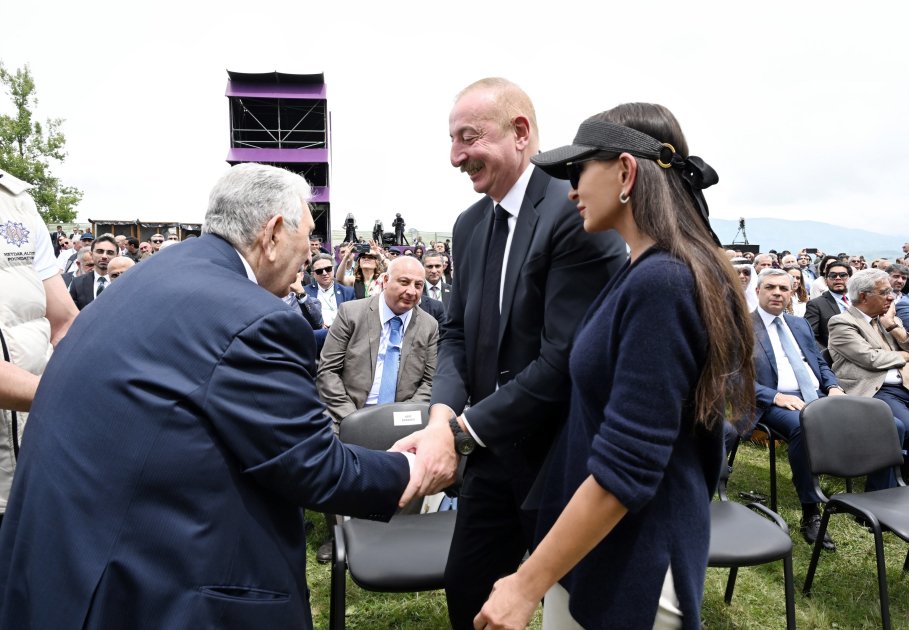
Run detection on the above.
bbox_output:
[69,234,117,310]
[805,261,852,351]
[422,250,452,312]
[391,77,626,628]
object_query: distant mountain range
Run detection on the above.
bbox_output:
[713,218,908,260]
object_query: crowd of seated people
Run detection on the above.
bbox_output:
[724,244,909,551]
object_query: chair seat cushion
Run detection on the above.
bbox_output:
[829,488,909,541]
[343,510,457,591]
[709,502,792,567]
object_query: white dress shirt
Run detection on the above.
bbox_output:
[318,284,339,326]
[757,307,819,394]
[365,298,413,405]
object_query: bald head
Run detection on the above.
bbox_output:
[383,256,426,315]
[108,256,135,281]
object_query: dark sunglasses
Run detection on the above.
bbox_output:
[312,267,332,275]
[566,151,619,190]
[151,239,164,244]
[827,272,849,279]
[109,272,123,279]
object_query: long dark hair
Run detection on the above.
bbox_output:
[596,103,754,429]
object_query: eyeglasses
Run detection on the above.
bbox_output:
[312,267,332,275]
[151,239,164,244]
[566,151,619,190]
[736,269,751,276]
[109,272,122,279]
[60,241,71,246]
[869,288,893,297]
[827,272,849,279]
[93,249,117,256]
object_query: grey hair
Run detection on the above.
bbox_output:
[202,163,312,250]
[756,268,791,289]
[847,268,889,302]
[752,253,773,269]
[757,267,792,289]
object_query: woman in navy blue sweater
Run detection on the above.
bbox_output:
[474,104,755,629]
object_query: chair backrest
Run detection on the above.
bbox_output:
[339,402,430,450]
[800,395,903,478]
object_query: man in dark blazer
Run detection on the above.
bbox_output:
[422,250,452,312]
[303,253,355,323]
[391,78,627,628]
[805,261,852,351]
[750,268,845,550]
[68,234,118,310]
[0,164,411,630]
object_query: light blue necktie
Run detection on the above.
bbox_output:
[773,317,818,403]
[378,316,403,404]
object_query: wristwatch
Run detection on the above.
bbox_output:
[449,416,476,456]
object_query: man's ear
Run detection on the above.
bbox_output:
[261,215,283,262]
[513,115,531,150]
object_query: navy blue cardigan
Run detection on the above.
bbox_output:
[536,248,723,629]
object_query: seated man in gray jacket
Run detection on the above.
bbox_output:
[314,255,439,562]
[317,255,438,426]
[828,268,909,490]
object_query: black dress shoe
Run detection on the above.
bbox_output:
[316,539,333,564]
[801,514,835,551]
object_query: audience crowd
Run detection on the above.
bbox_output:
[4,162,909,627]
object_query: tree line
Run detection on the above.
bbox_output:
[0,62,81,223]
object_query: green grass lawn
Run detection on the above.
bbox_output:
[307,440,909,629]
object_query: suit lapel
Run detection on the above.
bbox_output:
[463,202,495,356]
[753,311,778,381]
[498,168,544,346]
[848,307,891,349]
[367,296,381,381]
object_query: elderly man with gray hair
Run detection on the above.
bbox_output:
[0,163,413,629]
[828,268,909,490]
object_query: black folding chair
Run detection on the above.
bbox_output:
[329,402,457,630]
[709,460,796,629]
[800,396,909,630]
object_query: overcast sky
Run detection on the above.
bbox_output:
[3,1,908,239]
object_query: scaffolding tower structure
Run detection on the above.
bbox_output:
[225,71,331,243]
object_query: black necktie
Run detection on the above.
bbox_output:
[472,204,509,403]
[96,276,107,296]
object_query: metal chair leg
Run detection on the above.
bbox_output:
[782,551,797,630]
[329,523,347,630]
[802,510,832,595]
[871,525,892,630]
[768,435,778,513]
[724,567,738,605]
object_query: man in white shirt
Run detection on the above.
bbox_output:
[304,253,354,328]
[749,268,844,549]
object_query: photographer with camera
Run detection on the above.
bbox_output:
[335,240,388,299]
